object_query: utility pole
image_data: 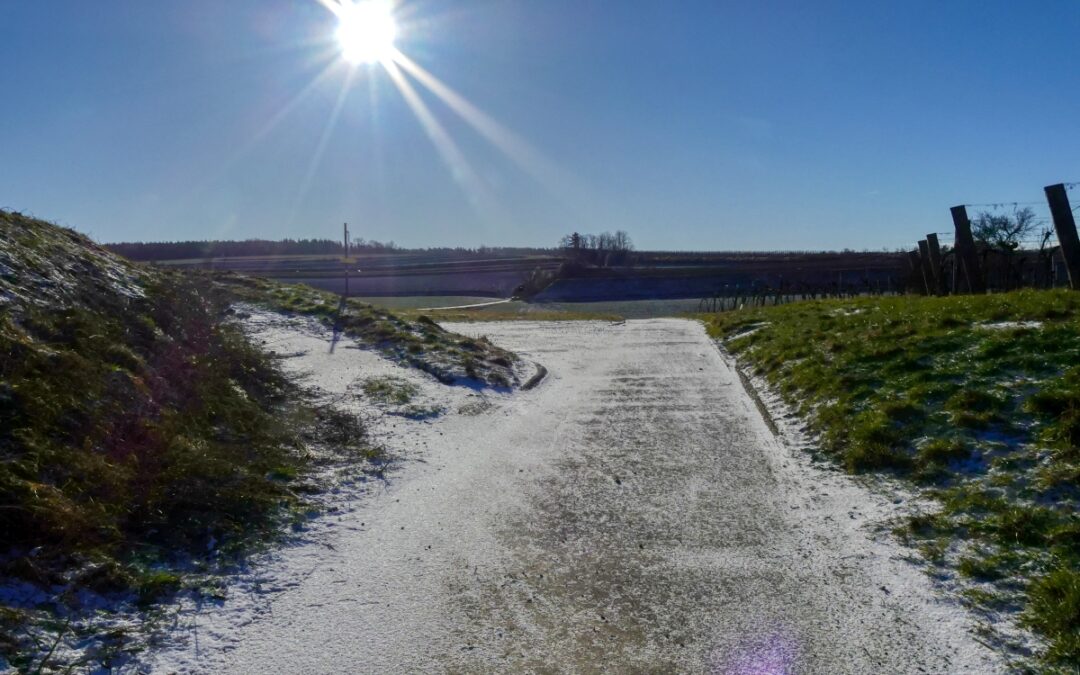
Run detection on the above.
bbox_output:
[343,222,350,297]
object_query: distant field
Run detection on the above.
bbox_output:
[360,296,707,320]
[353,296,499,310]
[149,252,561,297]
[540,298,706,318]
[148,249,911,302]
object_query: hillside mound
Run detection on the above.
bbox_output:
[0,211,519,671]
[0,212,144,312]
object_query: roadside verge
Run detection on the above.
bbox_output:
[704,291,1080,670]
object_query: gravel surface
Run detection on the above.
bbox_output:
[148,318,1002,674]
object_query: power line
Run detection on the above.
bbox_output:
[963,201,1045,208]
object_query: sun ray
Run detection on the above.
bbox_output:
[251,57,345,146]
[366,62,388,206]
[382,58,500,223]
[389,49,585,206]
[304,0,509,225]
[286,67,358,228]
[313,0,346,17]
[187,55,343,200]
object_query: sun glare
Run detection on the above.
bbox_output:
[304,0,572,224]
[335,0,397,65]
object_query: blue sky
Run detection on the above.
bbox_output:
[1,1,1078,250]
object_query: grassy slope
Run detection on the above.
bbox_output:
[0,212,518,671]
[707,290,1080,669]
[0,212,373,670]
[214,274,520,386]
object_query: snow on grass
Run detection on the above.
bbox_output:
[708,290,1080,669]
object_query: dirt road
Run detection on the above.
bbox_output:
[151,319,1000,673]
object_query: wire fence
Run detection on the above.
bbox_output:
[702,182,1079,312]
[905,182,1079,295]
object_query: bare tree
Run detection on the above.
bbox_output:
[612,230,633,252]
[556,230,633,252]
[973,207,1038,290]
[973,207,1037,253]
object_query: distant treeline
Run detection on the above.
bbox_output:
[106,239,557,261]
[107,239,346,261]
[106,238,909,264]
[634,249,908,264]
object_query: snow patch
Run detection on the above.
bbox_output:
[978,321,1043,331]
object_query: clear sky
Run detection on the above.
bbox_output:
[2,1,1078,250]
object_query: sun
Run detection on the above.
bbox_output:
[335,0,398,65]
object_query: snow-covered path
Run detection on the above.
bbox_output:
[149,318,1001,673]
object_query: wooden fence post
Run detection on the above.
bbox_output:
[951,205,985,294]
[925,233,946,294]
[907,250,924,294]
[917,239,935,295]
[1045,184,1080,290]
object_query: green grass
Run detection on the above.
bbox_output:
[351,296,500,310]
[362,376,419,405]
[0,212,382,670]
[706,290,1080,668]
[1025,568,1080,664]
[0,274,344,669]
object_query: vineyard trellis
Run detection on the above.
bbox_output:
[703,182,1080,313]
[912,183,1080,296]
[698,274,898,312]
